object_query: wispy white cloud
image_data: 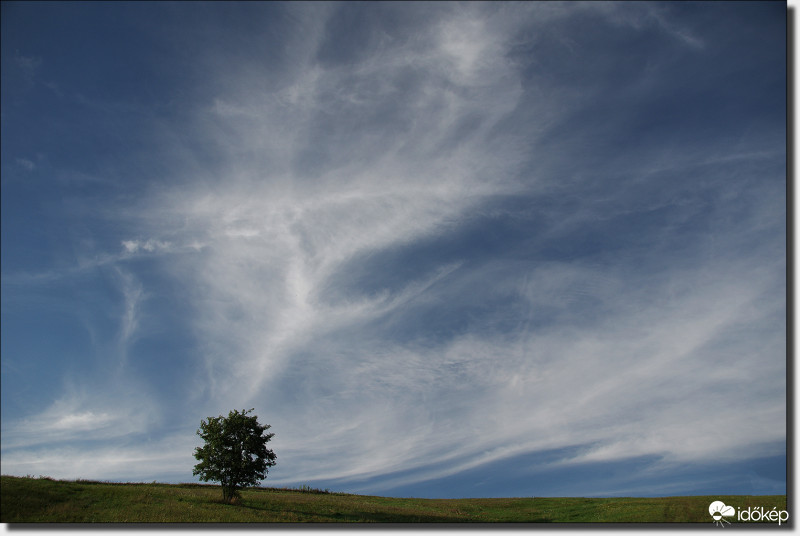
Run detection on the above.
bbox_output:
[267,250,784,490]
[1,434,196,482]
[114,268,145,367]
[121,239,172,255]
[2,380,161,451]
[15,157,35,171]
[13,50,41,83]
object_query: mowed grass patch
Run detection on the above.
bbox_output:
[0,476,787,524]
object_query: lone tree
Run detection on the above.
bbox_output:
[193,408,277,503]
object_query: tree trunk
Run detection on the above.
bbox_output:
[222,483,240,504]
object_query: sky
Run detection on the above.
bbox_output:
[0,1,787,499]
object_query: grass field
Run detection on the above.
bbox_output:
[0,475,788,524]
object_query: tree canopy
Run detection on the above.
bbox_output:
[193,408,276,503]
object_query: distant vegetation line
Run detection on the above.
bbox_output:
[0,475,787,523]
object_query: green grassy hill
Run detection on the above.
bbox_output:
[0,475,787,524]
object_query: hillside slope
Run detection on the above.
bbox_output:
[0,476,787,524]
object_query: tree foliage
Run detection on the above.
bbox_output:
[192,408,276,503]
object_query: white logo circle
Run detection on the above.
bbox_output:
[709,501,736,525]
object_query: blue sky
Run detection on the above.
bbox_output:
[0,2,786,498]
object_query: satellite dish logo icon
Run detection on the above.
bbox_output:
[709,501,735,527]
